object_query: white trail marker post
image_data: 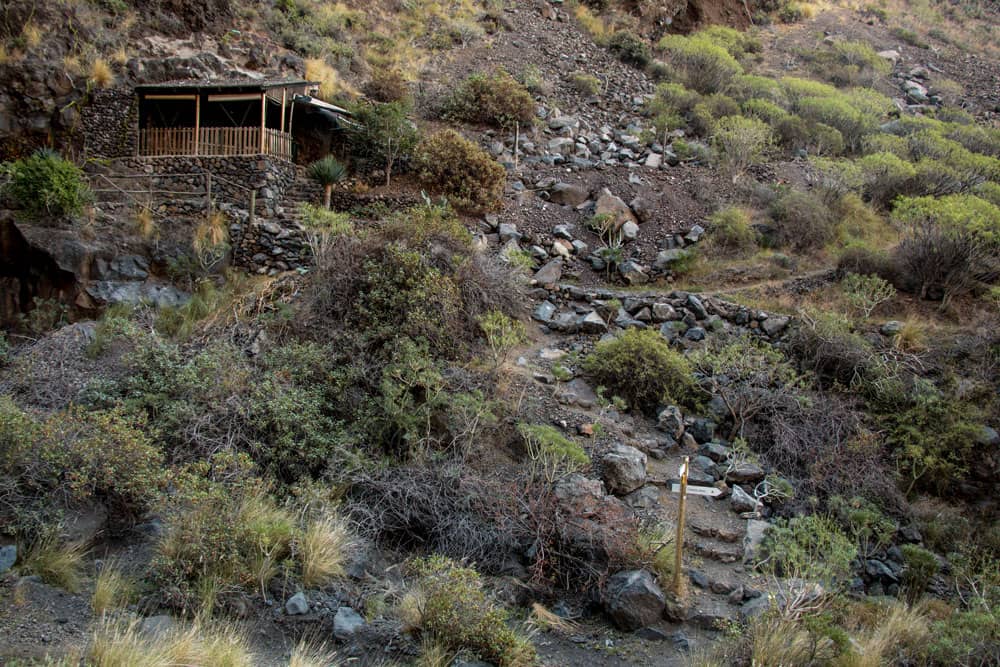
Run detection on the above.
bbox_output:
[672,456,689,597]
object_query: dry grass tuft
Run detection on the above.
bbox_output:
[22,22,42,49]
[892,318,928,353]
[88,618,255,667]
[23,536,87,593]
[305,58,357,101]
[133,206,158,240]
[841,602,929,667]
[299,514,353,588]
[413,637,452,667]
[92,562,133,616]
[289,640,343,667]
[397,586,427,632]
[528,602,579,634]
[90,58,115,89]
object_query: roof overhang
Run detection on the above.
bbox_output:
[135,79,319,96]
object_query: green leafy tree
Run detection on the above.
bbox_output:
[347,101,419,186]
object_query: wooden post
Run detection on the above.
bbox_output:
[259,92,267,154]
[672,456,689,597]
[194,94,201,156]
[280,87,287,136]
[249,190,256,227]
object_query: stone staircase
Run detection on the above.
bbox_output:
[274,170,323,227]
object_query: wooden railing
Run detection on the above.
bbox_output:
[138,127,293,160]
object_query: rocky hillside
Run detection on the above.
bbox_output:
[1,0,999,666]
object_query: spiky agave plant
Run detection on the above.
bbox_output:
[307,155,347,209]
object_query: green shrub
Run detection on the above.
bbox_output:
[770,189,838,251]
[583,328,697,415]
[797,95,876,153]
[447,69,535,129]
[892,194,1000,305]
[837,242,898,284]
[517,423,589,483]
[883,385,983,495]
[713,115,773,182]
[608,30,650,67]
[707,206,757,256]
[742,98,789,125]
[809,123,846,157]
[730,74,787,105]
[856,151,917,207]
[409,556,537,667]
[811,40,891,87]
[780,76,839,107]
[827,495,895,557]
[153,483,298,611]
[900,543,939,602]
[925,609,1000,665]
[414,130,506,211]
[2,149,93,220]
[657,34,743,94]
[758,514,857,585]
[890,26,929,49]
[695,25,762,59]
[841,272,896,318]
[569,71,601,96]
[0,399,164,536]
[364,68,410,103]
[478,310,527,369]
[346,101,420,185]
[974,180,1000,207]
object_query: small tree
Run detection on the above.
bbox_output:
[2,148,93,220]
[347,101,419,186]
[307,155,347,209]
[841,272,896,318]
[478,310,527,370]
[712,115,773,183]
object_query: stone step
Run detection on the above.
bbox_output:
[692,540,742,564]
[689,520,743,544]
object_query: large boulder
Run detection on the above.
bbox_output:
[553,474,635,565]
[533,258,563,285]
[604,569,666,631]
[594,188,639,229]
[602,443,647,496]
[548,182,590,206]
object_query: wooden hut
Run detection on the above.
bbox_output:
[134,78,350,162]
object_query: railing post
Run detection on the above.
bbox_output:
[249,190,256,227]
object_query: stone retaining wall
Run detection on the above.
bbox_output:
[82,87,137,159]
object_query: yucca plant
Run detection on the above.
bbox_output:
[307,156,347,209]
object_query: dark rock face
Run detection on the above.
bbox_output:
[604,569,666,631]
[0,214,80,325]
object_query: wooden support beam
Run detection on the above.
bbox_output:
[280,87,287,134]
[260,92,267,154]
[193,94,201,156]
[143,94,198,100]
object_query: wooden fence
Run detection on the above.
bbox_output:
[138,127,293,160]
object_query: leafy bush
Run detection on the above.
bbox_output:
[742,98,789,125]
[447,69,535,129]
[414,130,506,211]
[407,556,537,666]
[2,149,93,220]
[657,34,743,94]
[856,151,917,208]
[346,101,419,185]
[696,25,762,59]
[892,194,1000,306]
[883,385,983,495]
[479,310,527,369]
[153,484,298,610]
[797,95,877,153]
[569,71,601,96]
[758,514,857,585]
[900,544,938,602]
[769,189,838,251]
[810,40,891,87]
[730,74,787,105]
[712,115,773,182]
[837,243,898,285]
[363,67,410,103]
[0,398,164,536]
[841,272,896,318]
[583,328,696,415]
[924,609,1000,666]
[517,423,589,483]
[608,30,651,67]
[706,206,757,256]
